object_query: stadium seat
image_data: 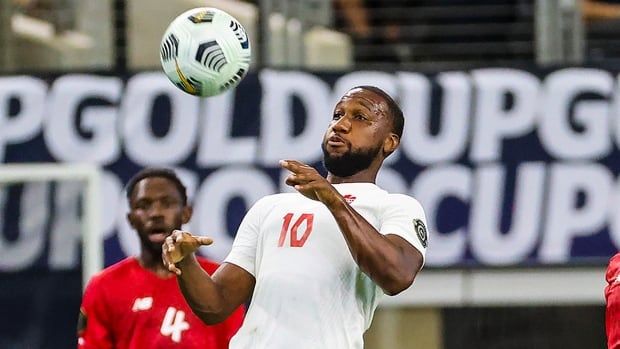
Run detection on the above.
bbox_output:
[5,0,112,71]
[304,26,353,70]
[127,0,258,70]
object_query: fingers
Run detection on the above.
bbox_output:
[279,159,311,173]
[167,260,182,275]
[285,173,308,186]
[173,230,213,246]
[164,235,175,252]
[282,160,319,186]
[292,183,310,191]
[161,243,182,275]
[198,236,214,246]
[162,230,213,273]
[172,229,187,242]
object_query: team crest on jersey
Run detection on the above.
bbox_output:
[413,219,427,248]
[343,194,356,204]
[132,297,153,311]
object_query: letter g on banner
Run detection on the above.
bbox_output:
[44,75,122,164]
[121,72,199,166]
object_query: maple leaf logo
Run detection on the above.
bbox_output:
[343,194,356,204]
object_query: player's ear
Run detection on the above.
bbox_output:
[127,212,137,229]
[383,133,400,157]
[182,206,192,224]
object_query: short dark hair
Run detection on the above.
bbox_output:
[125,168,188,205]
[353,85,404,139]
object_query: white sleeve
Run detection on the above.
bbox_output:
[379,194,428,261]
[223,197,267,277]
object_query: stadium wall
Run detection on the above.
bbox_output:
[1,68,619,270]
[0,67,614,348]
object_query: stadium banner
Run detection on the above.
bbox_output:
[0,67,619,271]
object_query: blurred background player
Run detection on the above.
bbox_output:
[334,0,409,63]
[162,86,427,348]
[77,168,244,349]
[606,252,620,349]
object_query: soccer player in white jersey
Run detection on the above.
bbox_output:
[162,86,428,349]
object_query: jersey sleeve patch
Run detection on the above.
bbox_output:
[413,218,428,248]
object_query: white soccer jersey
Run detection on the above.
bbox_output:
[224,183,428,349]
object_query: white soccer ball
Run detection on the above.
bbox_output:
[160,7,251,97]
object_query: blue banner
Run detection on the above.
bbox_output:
[1,68,619,270]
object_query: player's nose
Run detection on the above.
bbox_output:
[147,202,165,218]
[332,114,351,133]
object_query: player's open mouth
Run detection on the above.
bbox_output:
[327,135,346,147]
[148,229,169,243]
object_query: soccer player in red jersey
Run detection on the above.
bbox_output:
[607,252,620,349]
[77,168,244,349]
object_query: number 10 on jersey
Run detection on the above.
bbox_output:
[278,213,314,247]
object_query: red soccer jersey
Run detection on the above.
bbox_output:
[78,257,244,349]
[607,253,620,349]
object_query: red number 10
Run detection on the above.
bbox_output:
[278,213,314,247]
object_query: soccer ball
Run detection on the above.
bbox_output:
[160,7,251,97]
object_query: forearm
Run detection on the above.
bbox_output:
[327,197,419,295]
[176,256,230,324]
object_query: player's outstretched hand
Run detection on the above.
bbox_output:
[162,230,213,275]
[280,159,341,208]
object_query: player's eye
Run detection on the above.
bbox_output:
[134,201,150,210]
[355,114,368,121]
[332,112,342,120]
[160,198,177,208]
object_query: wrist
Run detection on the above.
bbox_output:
[324,193,347,211]
[177,253,197,269]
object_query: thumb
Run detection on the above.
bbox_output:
[197,236,214,246]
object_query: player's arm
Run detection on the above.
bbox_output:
[281,160,423,296]
[163,232,255,325]
[77,279,114,349]
[326,196,423,295]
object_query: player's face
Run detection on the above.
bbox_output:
[322,88,394,177]
[127,177,190,253]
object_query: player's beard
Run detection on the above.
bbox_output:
[321,142,382,177]
[138,220,183,256]
[138,232,166,255]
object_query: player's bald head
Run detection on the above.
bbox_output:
[347,86,404,139]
